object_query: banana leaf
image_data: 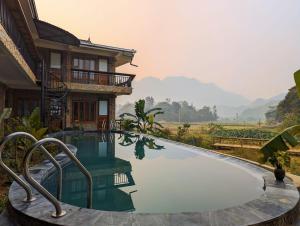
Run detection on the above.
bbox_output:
[294,70,300,98]
[0,108,12,123]
[261,125,300,162]
[145,108,162,114]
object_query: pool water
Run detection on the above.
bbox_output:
[43,133,264,213]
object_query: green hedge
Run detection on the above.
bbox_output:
[212,129,276,139]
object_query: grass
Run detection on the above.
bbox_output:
[160,122,278,133]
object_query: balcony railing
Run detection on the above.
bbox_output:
[0,0,36,72]
[71,69,135,87]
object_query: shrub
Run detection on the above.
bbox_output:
[176,123,190,140]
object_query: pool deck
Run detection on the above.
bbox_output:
[5,134,300,226]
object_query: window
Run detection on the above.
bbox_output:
[73,57,96,81]
[90,60,95,80]
[50,52,61,69]
[72,101,96,122]
[99,59,108,72]
[99,100,108,116]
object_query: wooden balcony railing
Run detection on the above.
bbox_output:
[70,69,135,87]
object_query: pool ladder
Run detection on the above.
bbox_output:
[0,132,93,218]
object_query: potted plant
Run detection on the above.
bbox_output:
[260,125,300,181]
[267,151,290,181]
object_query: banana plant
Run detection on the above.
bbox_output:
[118,133,165,160]
[120,99,164,134]
[260,125,300,165]
[0,108,12,137]
[260,70,300,170]
[0,108,12,125]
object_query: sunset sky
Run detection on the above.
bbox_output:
[35,0,300,100]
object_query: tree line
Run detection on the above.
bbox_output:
[265,86,300,128]
[118,97,218,122]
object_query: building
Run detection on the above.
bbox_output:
[0,0,136,131]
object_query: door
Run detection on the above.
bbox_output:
[99,59,109,85]
[98,100,109,130]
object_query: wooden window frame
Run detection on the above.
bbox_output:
[50,51,62,69]
[72,100,96,122]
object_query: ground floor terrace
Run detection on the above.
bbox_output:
[1,86,117,131]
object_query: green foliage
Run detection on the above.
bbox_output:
[118,97,218,123]
[0,108,11,125]
[0,195,7,213]
[268,151,290,169]
[0,108,12,137]
[4,108,48,172]
[118,133,164,160]
[6,108,48,140]
[275,87,300,122]
[120,99,164,134]
[278,113,300,131]
[122,119,135,131]
[294,69,300,98]
[207,123,224,134]
[176,123,190,139]
[159,128,172,138]
[260,125,300,168]
[212,129,275,139]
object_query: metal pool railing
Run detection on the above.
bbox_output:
[0,133,93,218]
[23,138,93,218]
[0,132,62,202]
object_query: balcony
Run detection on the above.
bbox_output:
[70,69,135,87]
[49,68,135,95]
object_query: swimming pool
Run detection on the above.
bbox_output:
[42,132,265,214]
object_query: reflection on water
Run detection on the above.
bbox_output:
[118,133,164,159]
[43,132,264,213]
[43,133,164,212]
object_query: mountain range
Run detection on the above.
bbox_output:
[118,76,286,121]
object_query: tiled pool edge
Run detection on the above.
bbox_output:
[7,132,300,226]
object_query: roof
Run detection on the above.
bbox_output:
[34,19,80,46]
[80,39,136,55]
[28,0,38,19]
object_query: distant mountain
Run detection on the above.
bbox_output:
[117,76,286,122]
[217,93,286,121]
[118,76,250,107]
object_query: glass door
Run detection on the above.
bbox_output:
[98,100,109,130]
[99,59,109,85]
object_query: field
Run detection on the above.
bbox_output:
[160,122,300,176]
[160,122,278,133]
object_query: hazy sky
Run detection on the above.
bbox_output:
[35,0,300,100]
